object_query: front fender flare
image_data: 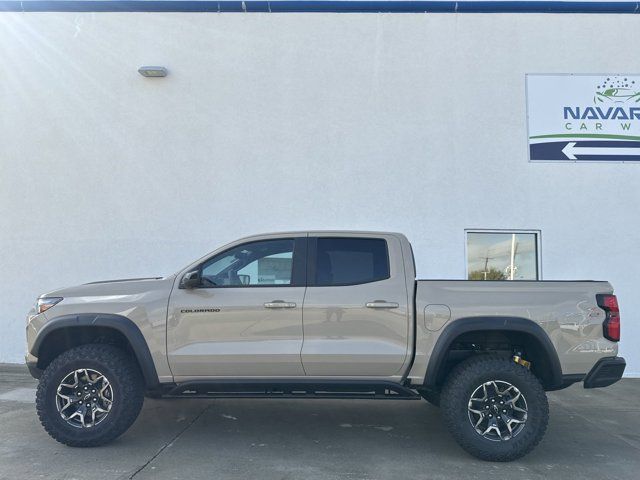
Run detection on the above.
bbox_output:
[31,313,159,389]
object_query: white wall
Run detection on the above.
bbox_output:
[1,11,639,375]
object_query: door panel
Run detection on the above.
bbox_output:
[167,236,307,377]
[301,235,410,376]
[167,287,306,377]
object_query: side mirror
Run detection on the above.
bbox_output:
[180,270,201,289]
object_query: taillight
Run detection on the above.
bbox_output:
[596,294,620,342]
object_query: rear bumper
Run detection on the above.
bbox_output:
[584,356,626,389]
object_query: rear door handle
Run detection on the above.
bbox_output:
[264,301,297,309]
[366,301,399,309]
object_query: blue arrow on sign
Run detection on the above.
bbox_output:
[530,140,640,161]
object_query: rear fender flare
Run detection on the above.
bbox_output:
[423,316,563,390]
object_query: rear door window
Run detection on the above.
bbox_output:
[313,237,389,286]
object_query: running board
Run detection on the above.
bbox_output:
[164,379,421,400]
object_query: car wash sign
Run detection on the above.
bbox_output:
[527,74,640,162]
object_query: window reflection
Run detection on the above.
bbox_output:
[466,232,539,280]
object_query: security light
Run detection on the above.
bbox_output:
[138,66,168,78]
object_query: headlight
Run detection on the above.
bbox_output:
[36,297,63,314]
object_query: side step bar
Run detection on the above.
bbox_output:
[164,379,421,400]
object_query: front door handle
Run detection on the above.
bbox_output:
[366,301,399,309]
[264,301,297,309]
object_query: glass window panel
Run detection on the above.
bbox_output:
[201,239,294,286]
[466,232,539,281]
[315,237,389,286]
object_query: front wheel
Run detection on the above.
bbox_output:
[440,356,549,462]
[36,344,144,447]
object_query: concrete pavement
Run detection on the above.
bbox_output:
[1,364,638,480]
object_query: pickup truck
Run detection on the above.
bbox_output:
[26,231,625,461]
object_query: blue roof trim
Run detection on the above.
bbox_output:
[0,1,638,14]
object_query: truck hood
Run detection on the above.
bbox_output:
[42,276,176,298]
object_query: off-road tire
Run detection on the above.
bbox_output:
[36,344,144,447]
[440,355,549,462]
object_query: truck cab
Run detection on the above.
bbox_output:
[167,231,413,380]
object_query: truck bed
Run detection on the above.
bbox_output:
[408,279,615,383]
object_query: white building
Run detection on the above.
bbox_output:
[1,0,638,376]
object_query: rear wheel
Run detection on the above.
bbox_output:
[440,356,548,461]
[36,344,144,447]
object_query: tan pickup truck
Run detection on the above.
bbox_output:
[25,231,625,461]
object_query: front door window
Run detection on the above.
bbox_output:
[201,239,294,287]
